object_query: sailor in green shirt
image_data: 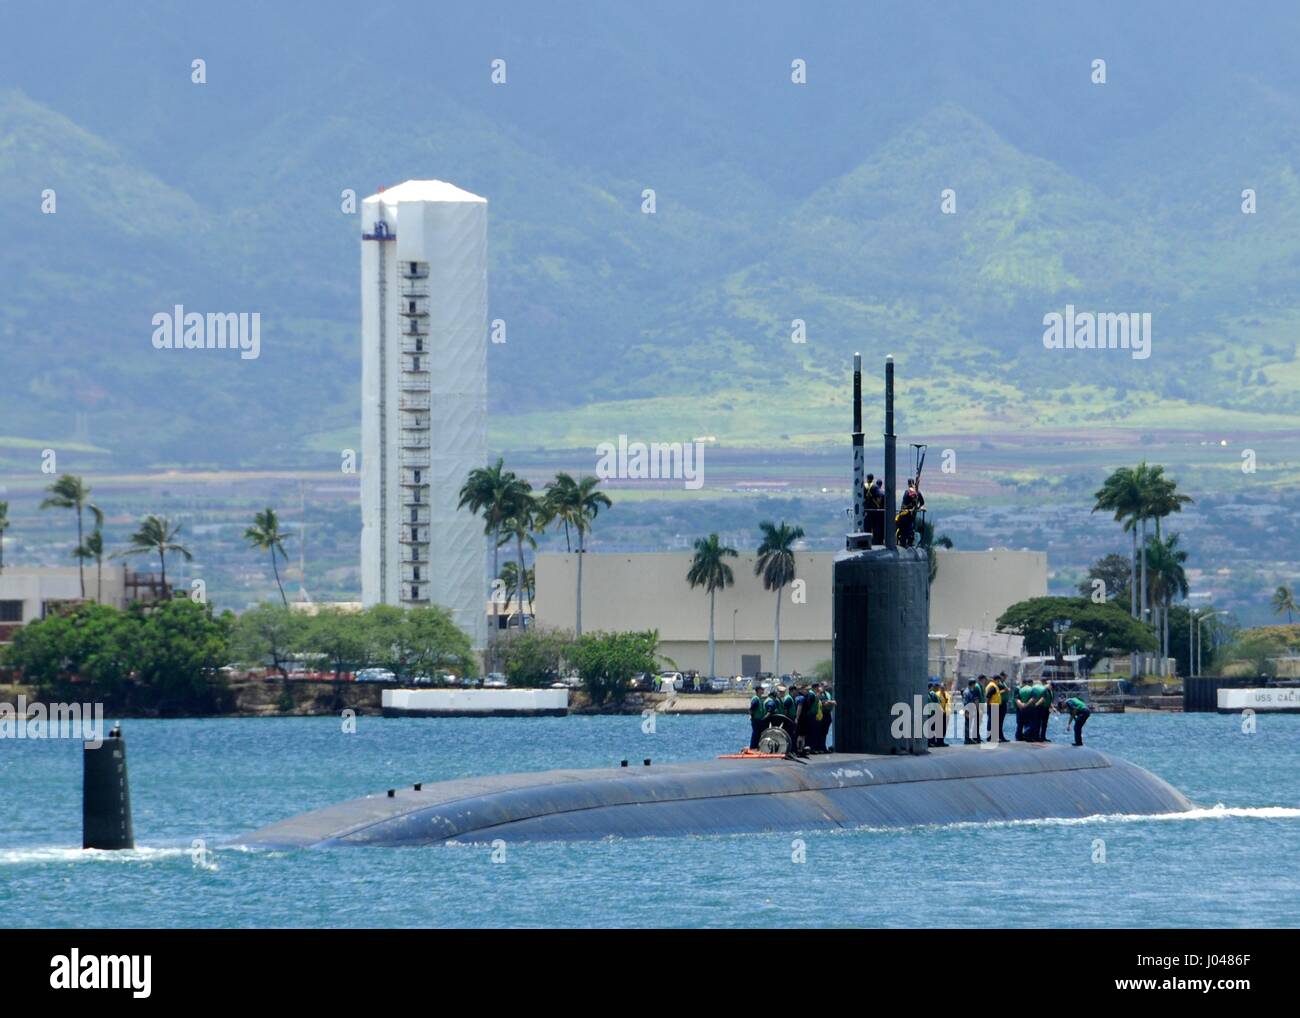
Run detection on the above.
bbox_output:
[749,685,768,750]
[1017,682,1039,742]
[1060,696,1092,746]
[1036,681,1054,741]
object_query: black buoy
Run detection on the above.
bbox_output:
[83,723,134,850]
[833,355,930,755]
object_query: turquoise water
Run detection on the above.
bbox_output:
[2,712,1297,928]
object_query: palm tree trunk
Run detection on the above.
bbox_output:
[159,549,167,599]
[1139,519,1148,625]
[516,534,528,630]
[575,528,584,636]
[75,507,85,598]
[489,532,500,670]
[96,557,103,602]
[271,551,287,606]
[773,588,782,677]
[1130,527,1138,677]
[707,588,716,680]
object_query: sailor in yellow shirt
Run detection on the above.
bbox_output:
[936,683,951,746]
[984,675,1003,743]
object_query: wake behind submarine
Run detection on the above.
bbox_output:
[242,356,1192,849]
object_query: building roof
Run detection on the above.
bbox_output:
[363,180,486,205]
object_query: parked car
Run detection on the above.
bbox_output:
[483,679,507,689]
[355,668,396,683]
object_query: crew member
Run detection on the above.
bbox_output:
[1037,681,1055,741]
[792,685,816,754]
[897,478,925,547]
[937,681,951,746]
[984,673,1003,744]
[1060,695,1092,746]
[998,673,1012,741]
[749,684,768,750]
[869,478,886,545]
[817,684,835,752]
[763,686,784,737]
[962,678,983,744]
[1015,679,1034,741]
[926,681,942,747]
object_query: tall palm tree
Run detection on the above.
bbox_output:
[460,459,524,659]
[1093,465,1143,623]
[120,514,191,598]
[1272,585,1298,624]
[459,459,516,586]
[755,521,805,677]
[244,507,290,607]
[0,500,8,574]
[543,472,612,635]
[1146,533,1189,666]
[1139,465,1193,669]
[496,478,537,630]
[687,533,737,679]
[40,474,102,598]
[75,525,106,602]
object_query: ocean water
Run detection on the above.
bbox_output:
[2,711,1297,928]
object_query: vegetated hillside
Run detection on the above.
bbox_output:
[2,0,1300,473]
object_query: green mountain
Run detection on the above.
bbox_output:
[3,1,1300,472]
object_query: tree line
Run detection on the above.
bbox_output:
[495,626,661,705]
[457,461,611,660]
[1,472,300,607]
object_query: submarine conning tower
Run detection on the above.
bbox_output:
[833,354,930,755]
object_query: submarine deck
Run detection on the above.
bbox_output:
[240,741,1194,848]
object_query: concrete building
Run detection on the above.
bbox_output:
[359,180,488,650]
[534,549,1047,677]
[0,565,130,643]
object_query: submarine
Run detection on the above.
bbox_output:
[241,355,1193,849]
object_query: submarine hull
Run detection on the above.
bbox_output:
[241,742,1193,848]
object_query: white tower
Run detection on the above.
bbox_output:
[360,180,488,652]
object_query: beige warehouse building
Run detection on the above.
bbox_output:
[534,549,1047,678]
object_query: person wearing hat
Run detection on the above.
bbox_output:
[926,681,942,747]
[748,684,768,750]
[994,673,1011,742]
[962,678,984,744]
[796,683,821,753]
[936,680,952,745]
[1014,678,1034,741]
[984,673,1003,744]
[1036,680,1055,741]
[1059,695,1092,745]
[762,684,783,736]
[778,684,795,735]
[817,684,835,752]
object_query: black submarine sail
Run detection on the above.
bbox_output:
[833,354,930,755]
